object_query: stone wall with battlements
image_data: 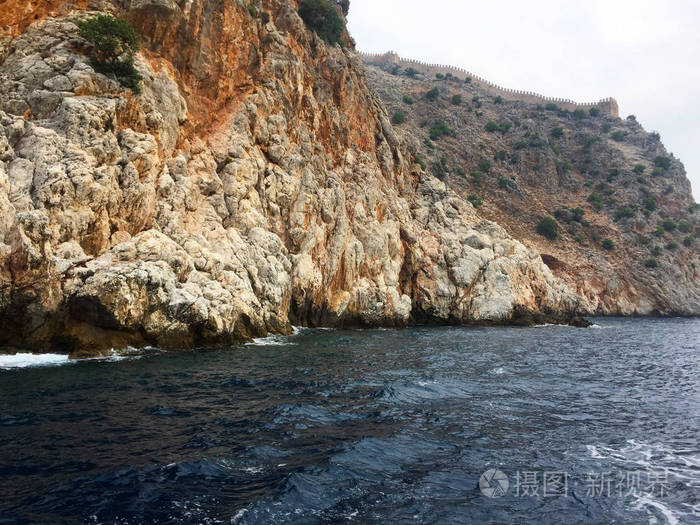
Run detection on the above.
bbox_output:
[359,51,619,117]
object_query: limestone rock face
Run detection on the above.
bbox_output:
[0,1,583,354]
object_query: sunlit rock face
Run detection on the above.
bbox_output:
[0,1,620,355]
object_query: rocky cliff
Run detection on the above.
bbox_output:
[366,62,700,316]
[0,0,686,356]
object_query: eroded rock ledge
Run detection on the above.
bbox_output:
[1,1,586,355]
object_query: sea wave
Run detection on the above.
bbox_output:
[0,353,71,369]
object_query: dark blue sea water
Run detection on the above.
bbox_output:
[1,318,699,524]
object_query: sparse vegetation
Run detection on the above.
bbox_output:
[470,171,484,184]
[683,236,694,247]
[644,259,659,268]
[494,96,503,104]
[589,107,601,117]
[611,130,627,142]
[478,160,492,173]
[405,67,419,78]
[614,206,636,220]
[587,193,604,211]
[467,194,483,208]
[429,119,455,140]
[573,109,586,120]
[494,150,507,162]
[634,164,645,174]
[451,94,462,106]
[391,110,406,125]
[485,121,499,133]
[298,0,346,44]
[678,220,692,233]
[77,14,142,92]
[642,195,657,212]
[654,156,672,171]
[402,94,414,105]
[602,239,614,250]
[537,217,559,240]
[661,220,677,232]
[551,127,564,138]
[426,87,440,101]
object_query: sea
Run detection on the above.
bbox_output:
[1,317,698,524]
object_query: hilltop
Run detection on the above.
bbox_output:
[365,56,699,314]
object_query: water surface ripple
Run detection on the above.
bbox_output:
[1,318,698,524]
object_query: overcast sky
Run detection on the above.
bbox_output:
[347,0,699,200]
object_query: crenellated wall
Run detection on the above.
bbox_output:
[359,51,619,117]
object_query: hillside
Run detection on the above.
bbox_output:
[0,0,594,356]
[365,60,700,315]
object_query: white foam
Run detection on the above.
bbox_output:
[633,495,680,525]
[246,335,294,346]
[0,353,71,369]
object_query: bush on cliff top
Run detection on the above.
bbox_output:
[77,14,142,92]
[298,0,345,45]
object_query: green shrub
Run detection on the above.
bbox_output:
[654,226,665,237]
[514,141,526,150]
[436,73,445,80]
[429,119,454,140]
[651,246,662,256]
[551,127,564,138]
[601,238,614,250]
[405,67,419,78]
[611,130,627,142]
[414,155,426,170]
[678,220,692,233]
[456,167,467,177]
[644,259,659,268]
[426,87,440,101]
[470,171,484,184]
[333,0,350,15]
[248,3,259,17]
[498,176,511,189]
[498,122,512,133]
[478,160,492,172]
[575,234,585,244]
[683,236,694,247]
[391,110,406,125]
[689,203,700,213]
[298,0,346,45]
[573,109,586,120]
[537,217,559,240]
[467,194,483,208]
[615,206,636,220]
[587,193,603,210]
[494,150,507,161]
[661,220,677,232]
[423,138,434,149]
[465,77,472,84]
[666,241,679,250]
[654,156,672,171]
[642,195,657,211]
[589,107,601,117]
[451,94,462,105]
[571,208,586,222]
[77,14,142,92]
[402,94,414,105]
[545,103,559,111]
[651,167,664,177]
[634,164,646,174]
[494,95,503,104]
[602,122,612,133]
[485,121,499,133]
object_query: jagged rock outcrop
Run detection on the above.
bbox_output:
[366,63,700,316]
[1,1,596,355]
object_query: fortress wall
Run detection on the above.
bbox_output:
[359,51,619,117]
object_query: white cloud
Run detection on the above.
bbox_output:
[348,0,700,199]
